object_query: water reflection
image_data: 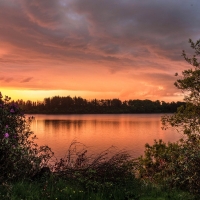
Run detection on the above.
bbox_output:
[30,114,182,159]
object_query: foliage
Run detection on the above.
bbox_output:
[138,138,200,194]
[0,176,194,200]
[52,141,137,193]
[138,39,200,195]
[15,96,185,114]
[0,93,53,181]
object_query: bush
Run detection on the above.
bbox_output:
[138,138,200,194]
[0,93,53,181]
[53,141,137,192]
[138,39,200,195]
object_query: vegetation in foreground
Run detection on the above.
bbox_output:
[0,177,194,200]
[1,38,200,199]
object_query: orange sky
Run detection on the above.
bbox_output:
[1,0,200,102]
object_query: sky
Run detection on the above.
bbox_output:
[1,0,200,102]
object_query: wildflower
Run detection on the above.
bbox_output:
[4,133,9,138]
[10,108,14,113]
[5,125,8,128]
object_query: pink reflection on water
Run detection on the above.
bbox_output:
[29,114,182,159]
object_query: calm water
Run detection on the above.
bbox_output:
[29,114,182,159]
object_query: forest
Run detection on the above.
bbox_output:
[14,96,185,114]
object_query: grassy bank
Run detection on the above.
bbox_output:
[0,176,194,200]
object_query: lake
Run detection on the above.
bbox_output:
[29,114,183,159]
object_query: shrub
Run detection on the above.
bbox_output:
[138,39,200,195]
[53,141,137,192]
[0,93,53,181]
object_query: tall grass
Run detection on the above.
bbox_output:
[0,175,195,200]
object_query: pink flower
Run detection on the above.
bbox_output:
[4,133,9,138]
[10,108,14,113]
[5,125,8,128]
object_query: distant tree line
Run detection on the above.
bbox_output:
[13,96,185,114]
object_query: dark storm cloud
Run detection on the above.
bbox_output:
[1,0,200,100]
[1,0,200,65]
[71,0,200,60]
[21,0,62,28]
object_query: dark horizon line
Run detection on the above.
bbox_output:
[14,95,185,104]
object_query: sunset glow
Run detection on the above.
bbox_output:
[1,0,200,102]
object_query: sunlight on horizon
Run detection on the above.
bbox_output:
[0,88,184,102]
[0,89,76,101]
[0,89,121,102]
